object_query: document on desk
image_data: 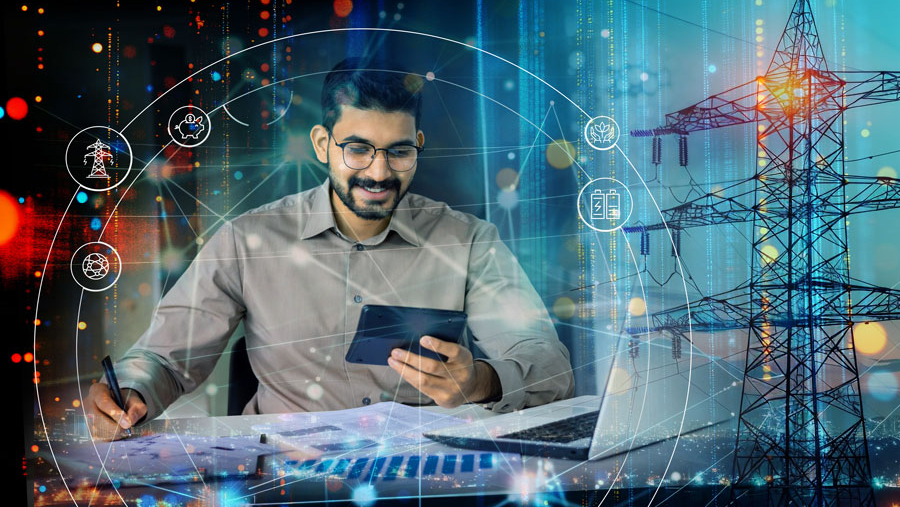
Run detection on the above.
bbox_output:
[64,433,283,484]
[250,401,466,455]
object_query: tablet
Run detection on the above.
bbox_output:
[345,305,467,366]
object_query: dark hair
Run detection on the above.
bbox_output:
[320,57,423,132]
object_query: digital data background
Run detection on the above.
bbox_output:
[1,1,898,505]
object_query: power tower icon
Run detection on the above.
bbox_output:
[83,139,112,178]
[627,0,899,505]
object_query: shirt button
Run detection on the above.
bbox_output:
[354,294,363,303]
[355,244,364,251]
[362,397,371,405]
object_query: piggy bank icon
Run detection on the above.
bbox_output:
[174,113,205,139]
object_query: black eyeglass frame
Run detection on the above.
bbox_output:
[327,130,424,172]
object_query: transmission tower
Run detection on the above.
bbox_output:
[84,139,112,178]
[627,1,899,505]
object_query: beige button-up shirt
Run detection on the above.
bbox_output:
[108,179,574,423]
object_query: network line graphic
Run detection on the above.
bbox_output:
[627,0,899,505]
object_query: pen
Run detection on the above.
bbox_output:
[101,355,132,437]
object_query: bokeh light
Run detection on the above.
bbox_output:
[0,190,21,245]
[546,139,575,169]
[628,297,647,316]
[333,0,353,17]
[866,371,898,402]
[760,244,779,263]
[91,42,103,53]
[552,297,576,320]
[853,321,887,355]
[5,97,28,120]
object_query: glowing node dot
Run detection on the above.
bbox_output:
[425,71,435,81]
[708,64,717,73]
[24,352,34,362]
[38,7,44,14]
[600,28,610,38]
[91,42,103,53]
[860,128,870,138]
[21,5,27,11]
[31,445,39,453]
[72,399,80,408]
[156,5,162,11]
[33,319,41,327]
[11,354,22,363]
[77,321,87,330]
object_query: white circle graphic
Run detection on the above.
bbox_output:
[577,177,634,232]
[70,241,122,292]
[584,115,621,151]
[64,126,133,192]
[167,105,212,148]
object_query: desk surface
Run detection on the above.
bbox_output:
[40,399,728,506]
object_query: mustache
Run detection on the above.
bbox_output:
[348,175,401,192]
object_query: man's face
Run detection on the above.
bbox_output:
[315,106,423,221]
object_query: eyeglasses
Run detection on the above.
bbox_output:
[328,131,423,172]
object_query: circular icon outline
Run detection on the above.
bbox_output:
[584,115,621,151]
[64,126,133,192]
[577,177,634,232]
[167,105,212,148]
[70,241,123,292]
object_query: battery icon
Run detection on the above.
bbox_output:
[606,189,620,219]
[590,190,606,220]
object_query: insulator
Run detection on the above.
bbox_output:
[672,335,682,360]
[652,136,662,165]
[629,337,640,359]
[678,135,688,167]
[640,231,650,256]
[671,229,682,257]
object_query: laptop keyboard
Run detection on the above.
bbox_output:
[498,410,599,443]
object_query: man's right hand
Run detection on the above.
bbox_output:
[85,382,148,441]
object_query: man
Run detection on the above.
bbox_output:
[86,57,574,440]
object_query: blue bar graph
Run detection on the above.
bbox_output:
[461,454,474,472]
[346,458,369,479]
[404,456,420,478]
[422,455,439,475]
[441,455,457,474]
[382,456,405,481]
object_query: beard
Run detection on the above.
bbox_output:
[329,171,406,221]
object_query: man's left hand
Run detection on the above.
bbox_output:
[388,336,500,408]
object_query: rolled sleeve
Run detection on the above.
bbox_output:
[465,222,575,413]
[102,221,246,423]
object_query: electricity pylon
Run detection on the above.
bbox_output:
[627,0,899,505]
[84,139,113,178]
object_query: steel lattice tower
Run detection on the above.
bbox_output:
[627,1,900,505]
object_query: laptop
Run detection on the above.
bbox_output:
[424,338,736,460]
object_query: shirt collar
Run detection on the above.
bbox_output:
[300,179,421,247]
